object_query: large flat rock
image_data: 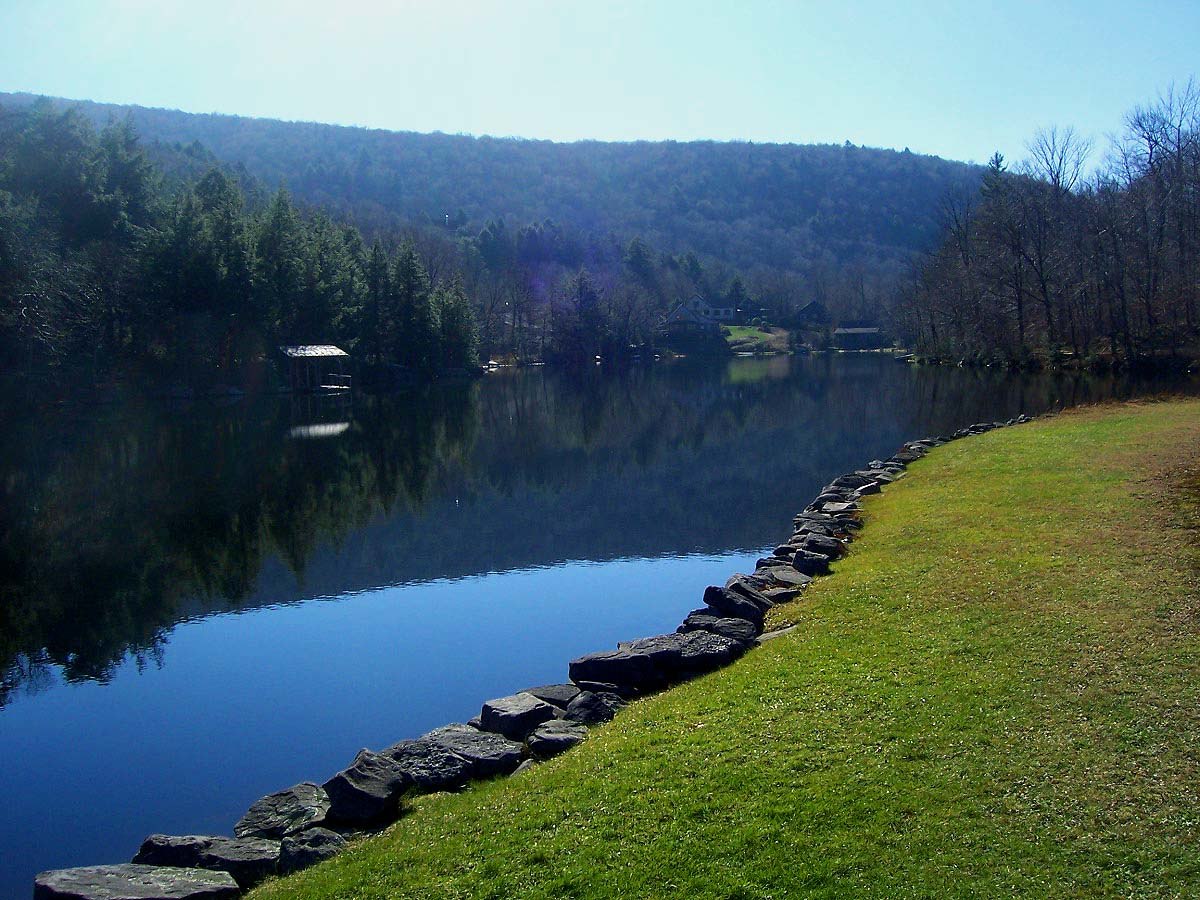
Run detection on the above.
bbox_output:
[133,834,279,889]
[479,692,559,740]
[234,782,329,839]
[382,738,473,792]
[421,724,525,778]
[701,585,765,626]
[675,630,746,674]
[278,828,347,875]
[321,749,410,824]
[520,683,581,709]
[755,565,812,589]
[791,549,832,576]
[34,864,239,900]
[568,647,666,692]
[676,611,759,646]
[562,690,625,725]
[527,720,588,759]
[801,533,844,559]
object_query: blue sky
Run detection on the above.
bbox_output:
[0,0,1196,164]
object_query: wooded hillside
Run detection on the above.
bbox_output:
[0,92,981,295]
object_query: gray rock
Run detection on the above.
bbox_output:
[676,610,722,632]
[512,759,537,776]
[527,720,589,758]
[382,738,473,792]
[521,683,581,709]
[725,579,775,612]
[571,679,639,698]
[33,864,239,900]
[801,533,844,559]
[562,690,625,725]
[792,522,834,537]
[278,828,347,875]
[864,472,895,485]
[757,565,812,588]
[607,629,747,680]
[852,480,881,496]
[235,782,329,839]
[480,692,559,741]
[676,630,746,673]
[830,473,875,490]
[321,749,409,824]
[132,834,280,889]
[724,572,771,592]
[702,585,765,626]
[422,724,525,778]
[794,511,837,525]
[761,586,802,603]
[792,549,832,576]
[677,612,759,645]
[615,634,689,669]
[569,647,666,692]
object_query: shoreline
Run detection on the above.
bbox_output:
[244,395,1200,899]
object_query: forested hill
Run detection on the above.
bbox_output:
[0,92,981,282]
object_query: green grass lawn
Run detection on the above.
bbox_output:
[723,325,790,353]
[253,399,1200,899]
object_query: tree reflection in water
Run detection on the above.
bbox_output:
[0,355,1192,706]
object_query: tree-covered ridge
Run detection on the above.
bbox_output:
[900,83,1200,365]
[0,92,982,299]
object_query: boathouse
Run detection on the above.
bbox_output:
[278,345,352,392]
[832,323,889,351]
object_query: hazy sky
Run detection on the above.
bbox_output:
[1,0,1197,164]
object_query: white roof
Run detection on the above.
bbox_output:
[279,345,349,358]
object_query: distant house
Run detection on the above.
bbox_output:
[832,322,889,351]
[660,295,736,335]
[278,345,352,392]
[794,300,830,328]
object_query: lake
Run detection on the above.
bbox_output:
[0,354,1195,896]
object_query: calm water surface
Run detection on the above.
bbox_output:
[0,355,1195,895]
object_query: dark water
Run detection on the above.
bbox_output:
[0,354,1195,896]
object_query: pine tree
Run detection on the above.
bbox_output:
[435,278,480,369]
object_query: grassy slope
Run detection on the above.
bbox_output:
[255,400,1200,899]
[724,325,791,353]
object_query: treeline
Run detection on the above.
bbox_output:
[0,99,481,385]
[0,91,983,320]
[1,99,802,385]
[900,82,1200,366]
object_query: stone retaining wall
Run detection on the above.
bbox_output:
[32,415,1038,899]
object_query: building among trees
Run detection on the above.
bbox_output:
[832,322,888,350]
[794,300,831,327]
[278,345,352,392]
[660,295,736,335]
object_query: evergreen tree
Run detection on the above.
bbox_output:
[255,188,305,338]
[389,243,439,372]
[363,241,390,367]
[435,278,480,370]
